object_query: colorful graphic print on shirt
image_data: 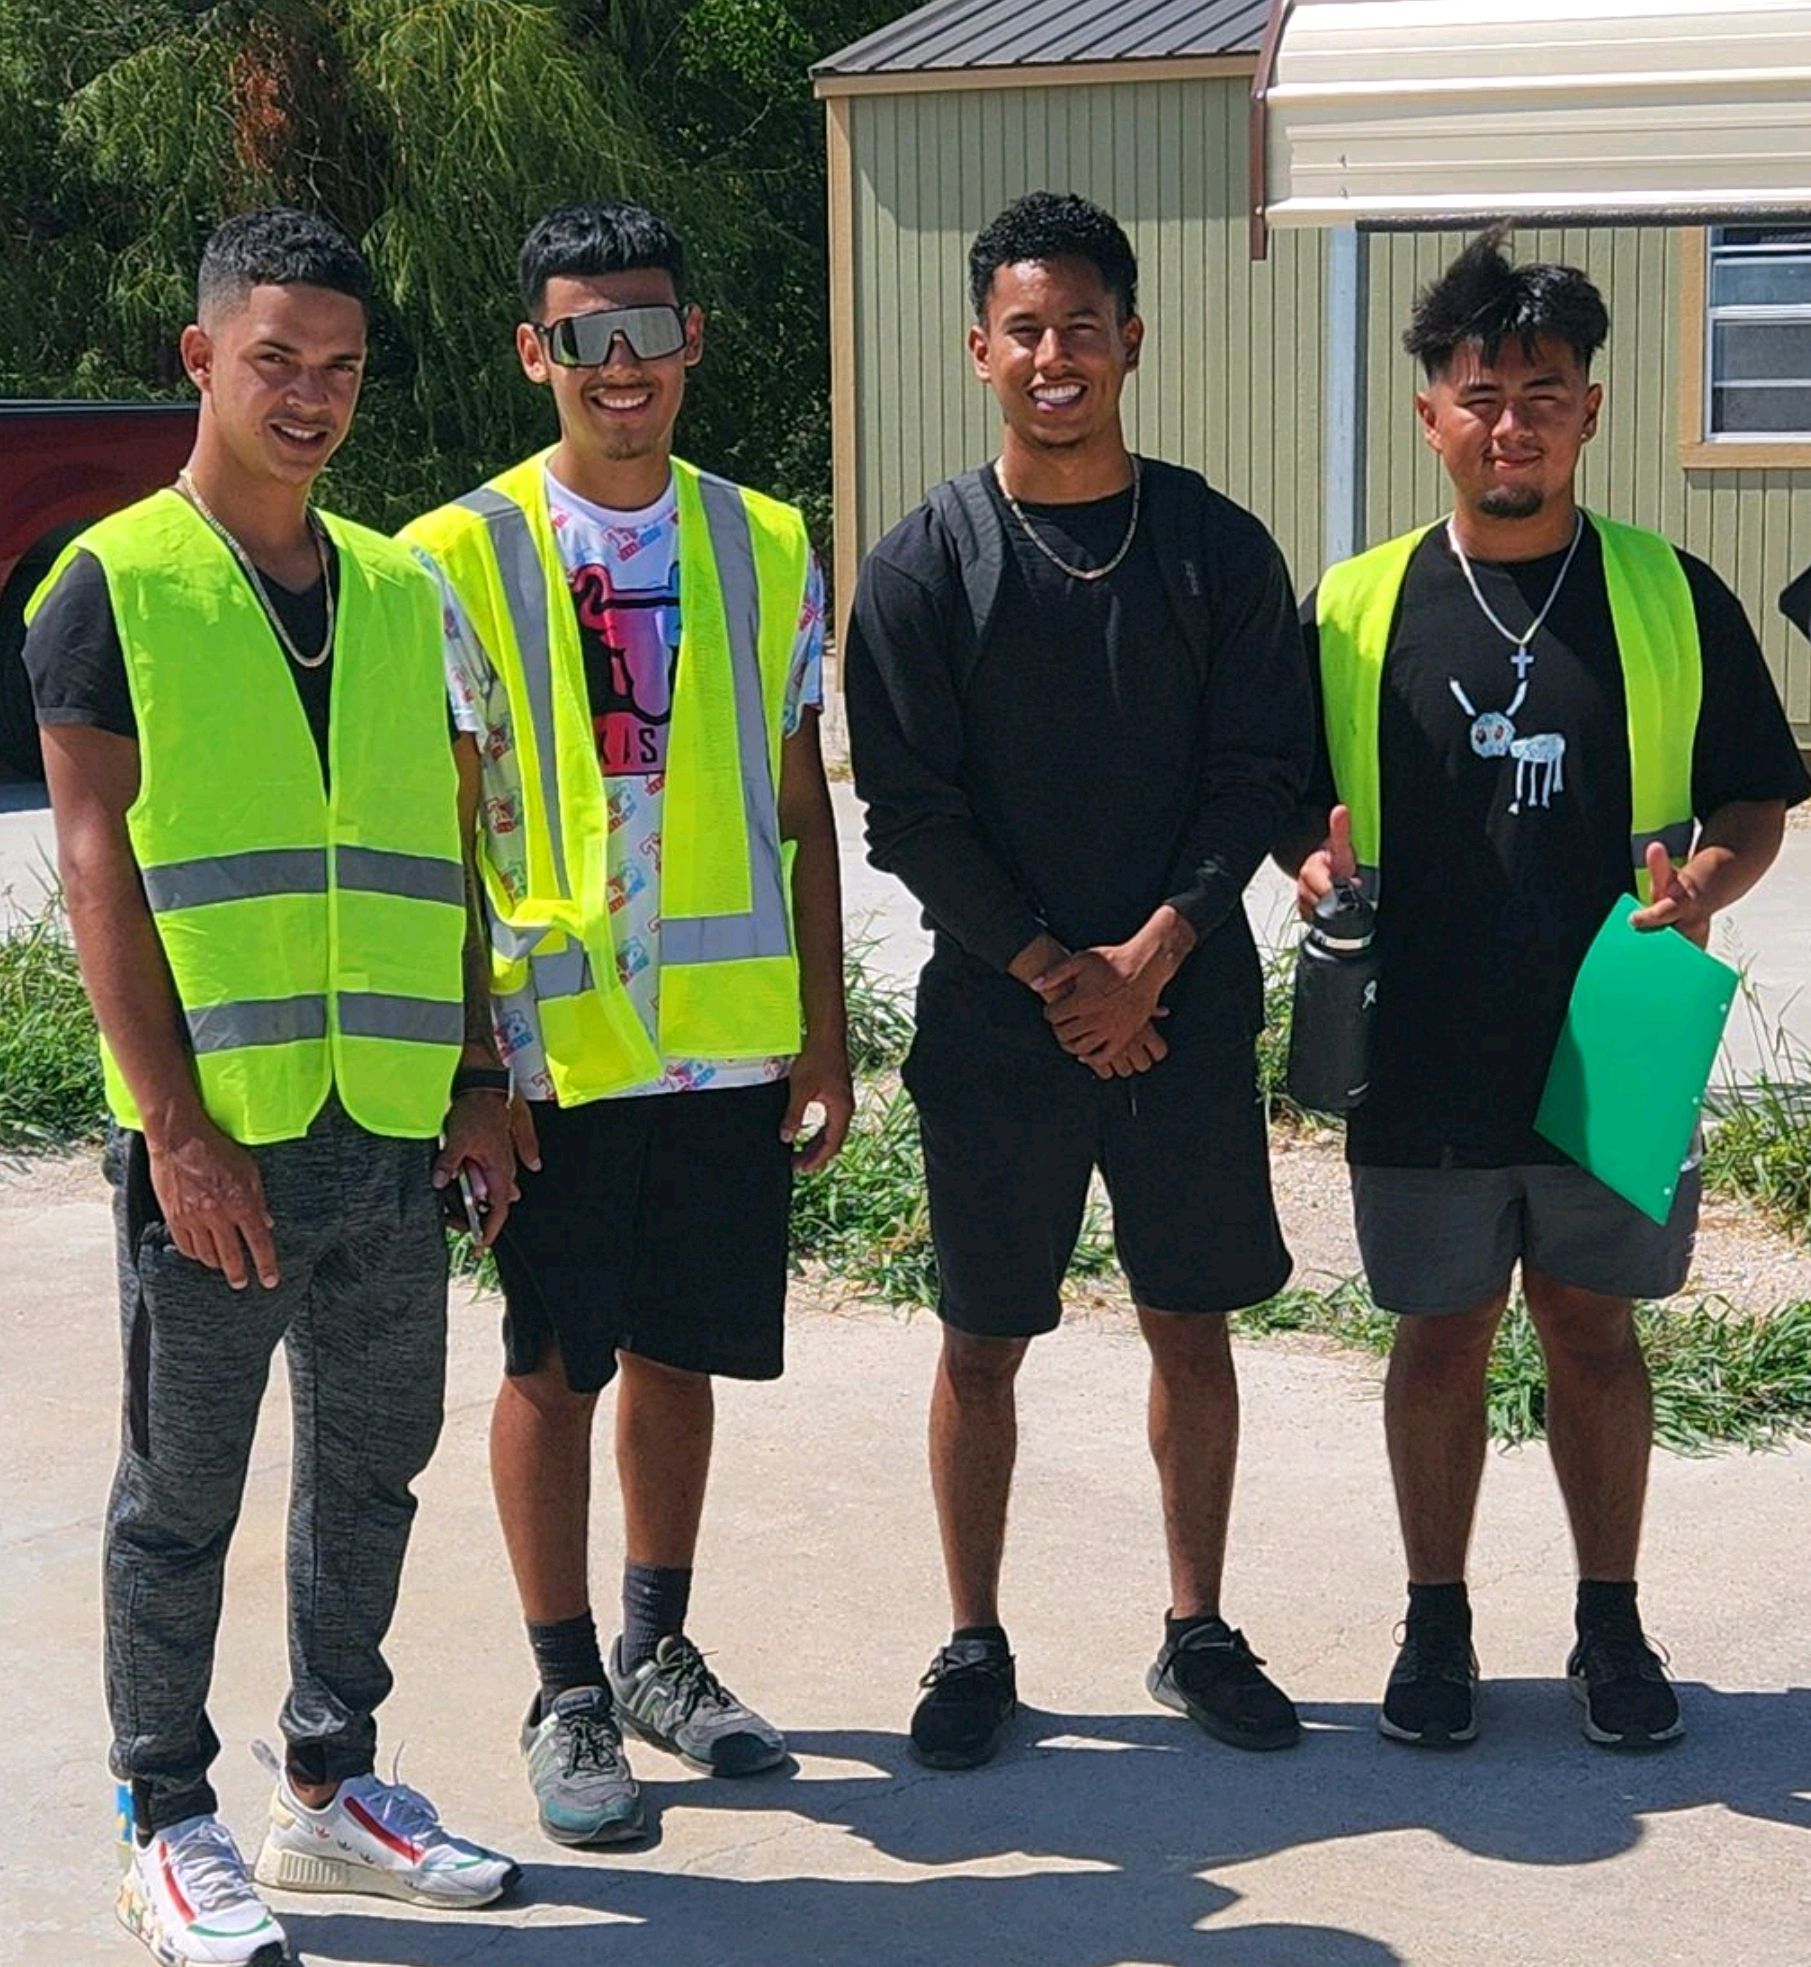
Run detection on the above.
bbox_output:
[569,558,680,776]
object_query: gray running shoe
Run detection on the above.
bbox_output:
[607,1635,787,1776]
[520,1687,645,1845]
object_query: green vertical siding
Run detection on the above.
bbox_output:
[847,77,1327,590]
[846,87,1811,735]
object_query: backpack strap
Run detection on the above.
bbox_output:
[926,456,1215,682]
[1139,457,1212,673]
[926,469,1008,685]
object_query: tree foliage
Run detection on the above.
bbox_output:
[0,0,896,547]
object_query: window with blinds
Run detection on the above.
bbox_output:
[1707,227,1811,440]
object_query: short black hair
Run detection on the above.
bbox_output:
[519,201,685,318]
[968,191,1138,324]
[196,208,370,320]
[1403,226,1608,378]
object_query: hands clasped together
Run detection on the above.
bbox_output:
[1020,906,1196,1080]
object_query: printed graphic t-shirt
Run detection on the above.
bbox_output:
[1300,521,1810,1168]
[443,468,825,1099]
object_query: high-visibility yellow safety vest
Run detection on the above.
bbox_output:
[1314,512,1701,904]
[403,451,808,1105]
[28,490,465,1145]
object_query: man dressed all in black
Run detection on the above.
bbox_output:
[846,192,1314,1768]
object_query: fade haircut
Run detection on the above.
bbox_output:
[1403,226,1608,378]
[968,191,1138,324]
[519,201,685,318]
[196,208,370,321]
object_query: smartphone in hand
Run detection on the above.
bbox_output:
[440,1165,487,1239]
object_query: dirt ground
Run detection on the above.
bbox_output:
[1269,1127,1811,1311]
[20,1128,1809,1316]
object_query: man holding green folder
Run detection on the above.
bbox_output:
[1282,231,1808,1752]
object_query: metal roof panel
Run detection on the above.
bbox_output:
[816,0,1267,75]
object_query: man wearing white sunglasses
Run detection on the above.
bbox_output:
[406,201,851,1846]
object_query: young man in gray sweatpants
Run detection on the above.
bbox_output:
[26,209,520,1967]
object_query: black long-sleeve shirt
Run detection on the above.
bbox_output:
[845,461,1312,1050]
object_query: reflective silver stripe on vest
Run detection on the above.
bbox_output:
[144,845,461,912]
[1632,822,1694,865]
[187,996,328,1053]
[187,993,459,1051]
[532,945,595,1001]
[456,485,567,892]
[337,846,465,908]
[338,993,465,1045]
[492,915,546,964]
[143,848,327,913]
[662,471,792,966]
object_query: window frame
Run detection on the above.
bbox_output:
[1680,227,1811,468]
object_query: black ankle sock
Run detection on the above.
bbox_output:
[528,1610,606,1712]
[1407,1581,1471,1628]
[1576,1578,1638,1634]
[622,1562,693,1671]
[1165,1610,1230,1646]
[952,1623,1009,1652]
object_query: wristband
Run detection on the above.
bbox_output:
[452,1066,511,1098]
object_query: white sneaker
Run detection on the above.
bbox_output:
[117,1814,289,1966]
[252,1766,518,1909]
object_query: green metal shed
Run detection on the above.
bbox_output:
[815,0,1811,739]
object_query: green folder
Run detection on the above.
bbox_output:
[1535,897,1738,1224]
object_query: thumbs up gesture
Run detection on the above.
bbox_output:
[1631,842,1711,948]
[1296,804,1360,923]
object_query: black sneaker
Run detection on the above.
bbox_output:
[1378,1619,1480,1748]
[910,1636,1017,1769]
[1567,1618,1683,1749]
[1147,1619,1301,1751]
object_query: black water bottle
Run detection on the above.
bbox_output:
[1285,880,1379,1115]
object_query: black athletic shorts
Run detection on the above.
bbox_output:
[491,1078,793,1393]
[904,974,1291,1338]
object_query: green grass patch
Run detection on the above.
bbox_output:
[842,937,915,1076]
[1702,981,1811,1239]
[1237,1280,1811,1454]
[0,896,105,1153]
[790,1081,1117,1308]
[793,952,1117,1305]
[13,907,1811,1453]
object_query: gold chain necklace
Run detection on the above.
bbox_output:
[175,470,335,670]
[994,456,1142,583]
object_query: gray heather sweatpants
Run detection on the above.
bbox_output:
[102,1097,448,1835]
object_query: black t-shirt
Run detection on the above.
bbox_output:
[846,464,1312,1053]
[980,476,1191,950]
[1301,521,1811,1167]
[25,541,464,780]
[25,545,341,778]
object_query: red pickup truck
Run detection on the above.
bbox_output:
[0,399,197,777]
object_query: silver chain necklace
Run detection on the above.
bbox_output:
[1445,510,1584,684]
[176,470,335,670]
[994,456,1142,583]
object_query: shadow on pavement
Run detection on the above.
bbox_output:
[279,1683,1811,1967]
[0,777,47,814]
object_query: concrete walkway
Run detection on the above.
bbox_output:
[6,1156,1811,1967]
[0,777,56,913]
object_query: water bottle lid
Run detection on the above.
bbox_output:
[1310,878,1376,950]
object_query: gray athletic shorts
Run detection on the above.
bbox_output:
[1351,1156,1701,1314]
